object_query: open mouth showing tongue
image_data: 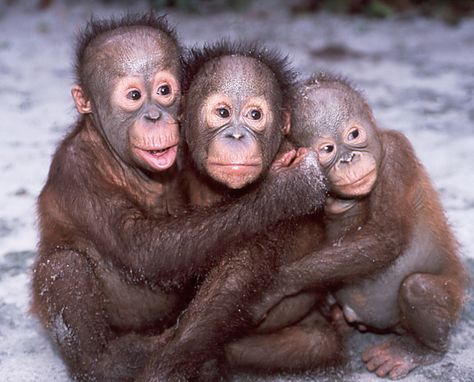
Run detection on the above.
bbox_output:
[135,144,178,171]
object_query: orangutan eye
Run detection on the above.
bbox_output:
[348,128,359,141]
[217,107,230,118]
[250,109,262,120]
[157,85,171,96]
[127,90,141,101]
[321,144,334,154]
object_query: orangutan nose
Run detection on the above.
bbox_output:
[340,152,355,164]
[227,132,244,140]
[144,109,162,122]
[224,125,249,141]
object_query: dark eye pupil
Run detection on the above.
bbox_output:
[218,108,230,118]
[324,145,334,153]
[158,85,170,95]
[250,110,261,120]
[130,90,141,100]
[349,129,359,140]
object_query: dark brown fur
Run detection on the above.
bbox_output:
[258,74,468,379]
[223,218,343,376]
[224,74,467,379]
[31,19,328,382]
[137,42,329,381]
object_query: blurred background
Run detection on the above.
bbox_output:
[0,1,473,381]
[4,0,474,23]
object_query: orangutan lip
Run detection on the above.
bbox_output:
[335,169,376,188]
[139,143,178,156]
[134,144,178,171]
[149,148,167,154]
[208,162,261,167]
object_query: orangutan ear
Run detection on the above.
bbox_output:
[71,85,92,114]
[282,109,291,135]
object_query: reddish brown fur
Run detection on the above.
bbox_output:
[31,22,329,381]
[223,74,467,379]
[258,75,468,379]
[136,43,330,381]
[31,17,324,382]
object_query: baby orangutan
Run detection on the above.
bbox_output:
[32,16,328,381]
[268,73,468,379]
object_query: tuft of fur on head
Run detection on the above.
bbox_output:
[289,72,373,147]
[305,72,373,122]
[183,39,297,110]
[74,12,182,87]
[296,71,366,102]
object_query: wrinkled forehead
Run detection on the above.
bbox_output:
[85,26,179,78]
[298,86,360,136]
[202,56,279,99]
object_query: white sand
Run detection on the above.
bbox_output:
[0,1,473,381]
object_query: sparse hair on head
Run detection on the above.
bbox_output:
[296,72,364,100]
[183,40,297,109]
[74,12,182,87]
[289,72,371,147]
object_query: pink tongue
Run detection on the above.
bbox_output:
[156,153,171,167]
[152,146,176,169]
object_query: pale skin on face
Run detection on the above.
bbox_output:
[202,93,272,134]
[201,92,274,189]
[71,35,182,173]
[315,124,378,199]
[112,70,180,113]
[122,70,181,152]
[185,54,290,189]
[126,70,180,172]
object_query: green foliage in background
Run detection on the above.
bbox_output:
[148,0,250,13]
[291,0,474,23]
[10,0,474,23]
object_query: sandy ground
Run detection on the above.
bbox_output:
[0,1,473,381]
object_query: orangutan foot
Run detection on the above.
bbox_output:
[362,336,442,379]
[329,304,354,337]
